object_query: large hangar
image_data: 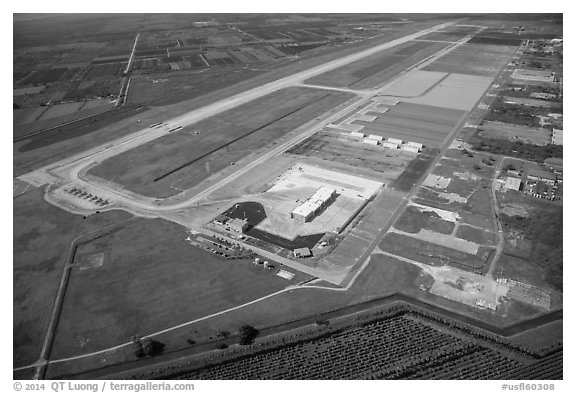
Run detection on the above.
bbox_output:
[290,186,337,222]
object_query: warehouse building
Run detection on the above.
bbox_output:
[387,137,403,145]
[407,141,423,150]
[401,146,420,154]
[504,177,522,191]
[291,187,337,222]
[381,141,399,149]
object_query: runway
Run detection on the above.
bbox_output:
[21,21,461,221]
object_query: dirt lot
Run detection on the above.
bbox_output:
[305,40,450,89]
[13,187,131,367]
[477,121,551,145]
[357,102,465,147]
[394,205,455,235]
[90,87,354,198]
[51,218,309,358]
[424,43,517,77]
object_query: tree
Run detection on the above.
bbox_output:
[132,335,165,358]
[131,335,144,358]
[238,324,259,345]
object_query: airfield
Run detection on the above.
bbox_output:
[13,16,563,380]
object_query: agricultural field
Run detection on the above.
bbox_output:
[90,87,354,198]
[147,309,561,380]
[126,68,264,106]
[51,218,308,358]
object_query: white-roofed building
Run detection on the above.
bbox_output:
[552,129,563,145]
[406,141,423,150]
[504,177,522,191]
[387,137,403,145]
[381,141,399,149]
[401,146,420,154]
[291,187,337,222]
[350,131,365,138]
[367,134,384,141]
[363,138,379,146]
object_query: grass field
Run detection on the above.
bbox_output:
[495,190,562,291]
[305,40,450,89]
[423,43,517,77]
[391,150,438,192]
[456,225,499,246]
[89,87,354,198]
[477,121,551,146]
[13,187,131,367]
[358,102,465,147]
[379,232,492,272]
[44,250,552,378]
[51,218,308,358]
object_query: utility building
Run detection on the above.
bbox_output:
[291,187,337,222]
[228,218,249,233]
[350,131,365,138]
[293,247,312,258]
[368,134,384,141]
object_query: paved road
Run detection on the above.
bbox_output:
[41,23,471,223]
[487,155,506,277]
[25,21,452,186]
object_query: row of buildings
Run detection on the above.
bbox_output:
[350,131,423,153]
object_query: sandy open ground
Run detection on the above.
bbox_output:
[399,73,493,111]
